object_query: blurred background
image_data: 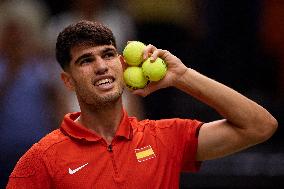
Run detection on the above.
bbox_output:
[0,0,283,188]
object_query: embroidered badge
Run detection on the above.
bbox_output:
[135,145,156,162]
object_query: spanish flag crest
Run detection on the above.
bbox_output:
[135,145,156,162]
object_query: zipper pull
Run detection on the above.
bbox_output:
[107,144,113,152]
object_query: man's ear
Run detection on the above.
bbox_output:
[61,71,75,91]
[119,55,127,71]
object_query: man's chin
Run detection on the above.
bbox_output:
[96,91,123,106]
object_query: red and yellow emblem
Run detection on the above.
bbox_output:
[135,145,156,162]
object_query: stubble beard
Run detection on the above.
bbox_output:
[77,85,125,111]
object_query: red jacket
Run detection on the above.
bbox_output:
[7,111,202,189]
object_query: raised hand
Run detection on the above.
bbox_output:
[132,44,188,97]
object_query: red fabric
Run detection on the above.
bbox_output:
[7,111,202,189]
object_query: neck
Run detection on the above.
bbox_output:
[77,98,124,144]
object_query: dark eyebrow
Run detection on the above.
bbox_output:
[74,47,117,65]
[102,47,117,54]
[74,52,93,65]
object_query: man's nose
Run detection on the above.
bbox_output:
[95,57,108,75]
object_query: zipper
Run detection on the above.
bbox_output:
[107,144,119,176]
[107,144,113,152]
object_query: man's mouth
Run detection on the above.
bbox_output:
[95,78,114,86]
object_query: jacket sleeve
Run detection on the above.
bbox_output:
[155,118,203,172]
[6,144,52,189]
[181,119,203,172]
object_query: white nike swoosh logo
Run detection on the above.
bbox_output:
[68,163,89,174]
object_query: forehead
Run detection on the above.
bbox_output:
[70,44,116,59]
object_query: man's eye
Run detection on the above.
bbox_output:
[104,52,116,59]
[80,58,94,64]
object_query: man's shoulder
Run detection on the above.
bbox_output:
[10,129,69,178]
[129,117,202,136]
[25,129,69,156]
[37,129,69,149]
[130,117,192,128]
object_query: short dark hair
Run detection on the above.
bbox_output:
[56,20,117,70]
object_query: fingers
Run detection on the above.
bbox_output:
[151,49,171,62]
[143,44,170,62]
[142,44,157,60]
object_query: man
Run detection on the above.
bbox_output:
[7,20,277,188]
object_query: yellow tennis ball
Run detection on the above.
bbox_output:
[142,57,167,81]
[123,41,146,66]
[123,67,148,89]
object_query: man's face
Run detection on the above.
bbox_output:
[62,44,125,107]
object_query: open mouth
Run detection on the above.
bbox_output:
[95,78,114,87]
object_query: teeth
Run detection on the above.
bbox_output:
[96,78,113,86]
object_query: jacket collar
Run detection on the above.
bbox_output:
[60,110,133,142]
